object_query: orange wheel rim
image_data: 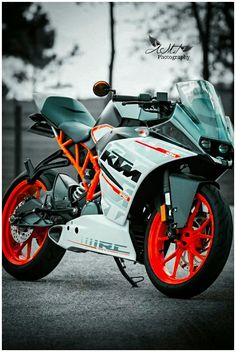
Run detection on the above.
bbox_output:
[2,180,48,266]
[148,193,214,284]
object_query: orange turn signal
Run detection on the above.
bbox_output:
[160,204,167,222]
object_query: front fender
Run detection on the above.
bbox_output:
[169,174,219,228]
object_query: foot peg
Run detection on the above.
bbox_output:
[114,257,144,288]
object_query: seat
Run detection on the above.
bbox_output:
[41,96,96,143]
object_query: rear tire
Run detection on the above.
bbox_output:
[144,185,233,298]
[2,171,66,281]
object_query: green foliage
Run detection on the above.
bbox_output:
[3,3,56,68]
[157,3,233,81]
[131,2,233,84]
[210,3,233,72]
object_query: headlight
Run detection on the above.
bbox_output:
[219,144,229,154]
[200,139,211,150]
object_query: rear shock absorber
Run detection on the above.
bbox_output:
[72,183,86,202]
[72,169,93,203]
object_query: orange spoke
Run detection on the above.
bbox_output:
[27,238,33,259]
[190,247,205,261]
[15,241,28,256]
[191,233,212,242]
[198,234,212,239]
[37,235,44,246]
[188,199,201,227]
[163,249,178,264]
[171,249,183,278]
[14,243,22,255]
[188,250,194,275]
[197,218,211,233]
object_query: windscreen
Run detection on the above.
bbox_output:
[176,80,233,144]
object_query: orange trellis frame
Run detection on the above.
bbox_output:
[56,130,100,202]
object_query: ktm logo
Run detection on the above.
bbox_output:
[101,150,141,183]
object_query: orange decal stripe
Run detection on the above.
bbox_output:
[69,240,97,249]
[101,173,130,202]
[69,240,129,256]
[91,124,113,143]
[135,140,180,158]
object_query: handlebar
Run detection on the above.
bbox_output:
[111,92,173,115]
[112,93,152,102]
[113,95,139,102]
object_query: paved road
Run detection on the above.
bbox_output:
[2,208,234,350]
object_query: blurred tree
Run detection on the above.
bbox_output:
[191,2,212,81]
[46,44,80,90]
[2,82,9,99]
[76,2,115,95]
[132,2,233,115]
[209,3,233,79]
[184,2,233,116]
[141,2,233,83]
[3,3,55,67]
[109,2,115,87]
[191,2,233,82]
[3,3,56,94]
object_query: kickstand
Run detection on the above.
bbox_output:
[114,257,144,288]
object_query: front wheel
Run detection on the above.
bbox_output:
[2,171,66,281]
[144,185,233,298]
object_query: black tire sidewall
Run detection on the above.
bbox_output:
[144,185,233,298]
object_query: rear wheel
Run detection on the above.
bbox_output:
[144,185,233,298]
[2,171,66,280]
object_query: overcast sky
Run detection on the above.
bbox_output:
[4,2,206,100]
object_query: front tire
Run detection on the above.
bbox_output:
[2,171,66,281]
[144,185,233,298]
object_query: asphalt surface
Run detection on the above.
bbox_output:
[2,208,234,350]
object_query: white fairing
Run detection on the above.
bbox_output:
[99,136,197,225]
[91,124,113,143]
[49,215,136,261]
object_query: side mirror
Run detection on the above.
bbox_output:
[93,81,111,97]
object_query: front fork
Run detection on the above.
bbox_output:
[160,170,218,238]
[162,169,178,240]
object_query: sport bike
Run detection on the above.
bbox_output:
[3,80,234,298]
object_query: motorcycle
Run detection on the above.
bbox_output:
[2,79,233,298]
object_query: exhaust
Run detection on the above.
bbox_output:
[48,226,63,243]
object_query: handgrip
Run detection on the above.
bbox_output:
[113,93,152,102]
[113,95,139,102]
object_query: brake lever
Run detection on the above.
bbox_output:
[122,101,144,106]
[122,100,157,106]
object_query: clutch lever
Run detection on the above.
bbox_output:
[122,99,158,106]
[122,100,144,106]
[122,100,160,114]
